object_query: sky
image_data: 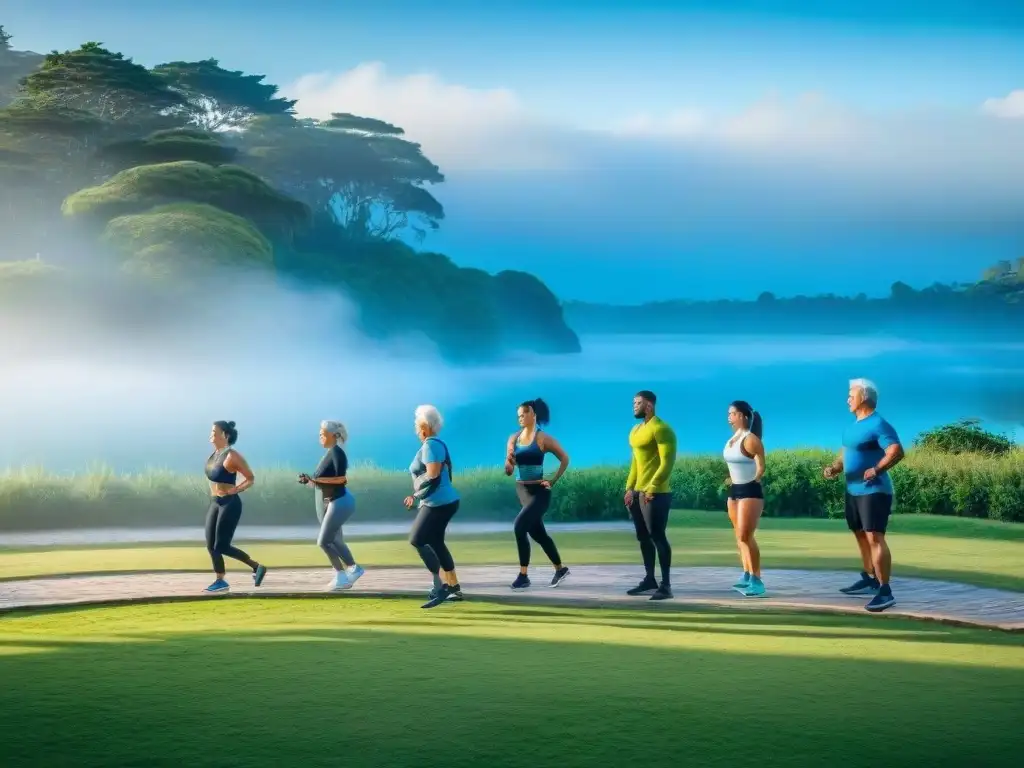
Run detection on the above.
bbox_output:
[4,0,1024,301]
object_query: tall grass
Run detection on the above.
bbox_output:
[0,448,1020,531]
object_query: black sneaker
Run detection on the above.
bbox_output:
[253,564,267,587]
[422,584,453,609]
[649,585,674,601]
[865,587,895,613]
[840,572,881,596]
[511,573,531,590]
[550,567,570,587]
[448,584,464,602]
[626,577,659,596]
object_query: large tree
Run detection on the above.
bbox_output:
[239,113,445,241]
[152,59,295,131]
[20,42,183,127]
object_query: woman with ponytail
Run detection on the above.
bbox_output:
[503,398,571,590]
[723,401,766,597]
[202,420,267,594]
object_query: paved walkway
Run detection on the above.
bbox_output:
[1,566,1021,630]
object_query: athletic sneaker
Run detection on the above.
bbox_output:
[448,584,464,602]
[346,564,365,586]
[733,572,751,590]
[626,577,659,596]
[741,577,766,598]
[840,572,881,596]
[204,578,229,593]
[422,584,454,609]
[649,584,674,601]
[253,564,267,587]
[332,570,353,591]
[550,567,570,587]
[865,587,896,613]
[511,573,531,590]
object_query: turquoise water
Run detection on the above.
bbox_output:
[1,333,1020,473]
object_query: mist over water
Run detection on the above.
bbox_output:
[1,265,1021,475]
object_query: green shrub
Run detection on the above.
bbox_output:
[0,447,1020,531]
[914,418,1015,456]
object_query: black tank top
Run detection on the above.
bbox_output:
[205,448,237,485]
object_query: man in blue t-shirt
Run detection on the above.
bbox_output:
[823,378,905,613]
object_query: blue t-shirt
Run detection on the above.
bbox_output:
[409,437,459,507]
[842,412,901,496]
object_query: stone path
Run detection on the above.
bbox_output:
[1,566,1021,630]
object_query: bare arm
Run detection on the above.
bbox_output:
[223,451,255,494]
[824,448,845,478]
[875,443,904,473]
[744,434,766,482]
[504,433,518,475]
[539,433,570,486]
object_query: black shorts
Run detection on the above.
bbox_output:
[728,481,763,501]
[845,492,892,533]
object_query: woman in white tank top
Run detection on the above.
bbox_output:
[724,400,766,597]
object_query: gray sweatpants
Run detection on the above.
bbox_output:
[316,490,357,570]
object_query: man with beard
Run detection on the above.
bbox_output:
[623,390,677,601]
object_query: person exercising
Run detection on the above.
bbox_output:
[623,390,677,601]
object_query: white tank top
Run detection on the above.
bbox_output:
[724,430,757,484]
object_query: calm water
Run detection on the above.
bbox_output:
[1,333,1021,473]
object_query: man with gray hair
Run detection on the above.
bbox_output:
[823,378,905,612]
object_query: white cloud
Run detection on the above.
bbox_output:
[284,62,568,171]
[982,90,1024,119]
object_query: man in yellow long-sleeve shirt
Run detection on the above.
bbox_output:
[624,390,677,600]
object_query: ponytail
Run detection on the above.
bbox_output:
[750,410,763,439]
[730,400,762,439]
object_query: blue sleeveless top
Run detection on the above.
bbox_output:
[514,430,545,482]
[205,448,237,485]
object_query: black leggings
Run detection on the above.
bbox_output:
[629,492,672,586]
[409,500,459,573]
[205,496,257,574]
[514,483,561,568]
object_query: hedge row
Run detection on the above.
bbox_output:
[0,448,1020,531]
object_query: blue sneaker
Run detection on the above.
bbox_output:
[253,564,267,587]
[204,578,229,593]
[840,572,880,596]
[345,564,365,586]
[332,570,353,591]
[732,571,751,591]
[741,577,766,598]
[865,588,896,613]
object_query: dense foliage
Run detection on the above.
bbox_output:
[1,445,1019,531]
[0,25,579,361]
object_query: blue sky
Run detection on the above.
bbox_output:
[4,0,1024,301]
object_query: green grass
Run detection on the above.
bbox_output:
[0,599,1020,767]
[2,446,1022,530]
[3,512,1022,591]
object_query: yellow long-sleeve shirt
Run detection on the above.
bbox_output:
[626,416,677,494]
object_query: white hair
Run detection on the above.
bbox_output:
[414,404,443,434]
[320,420,348,444]
[849,378,879,406]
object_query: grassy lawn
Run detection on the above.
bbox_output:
[0,599,1020,768]
[2,512,1021,591]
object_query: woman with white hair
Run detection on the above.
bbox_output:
[299,420,365,591]
[405,404,462,609]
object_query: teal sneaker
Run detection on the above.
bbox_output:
[732,571,751,590]
[203,578,229,594]
[741,577,766,598]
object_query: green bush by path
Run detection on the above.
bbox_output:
[1,447,1021,530]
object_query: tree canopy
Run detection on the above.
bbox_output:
[152,59,296,130]
[0,23,581,361]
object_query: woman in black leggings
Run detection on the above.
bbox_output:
[405,404,462,609]
[202,420,267,594]
[504,398,571,590]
